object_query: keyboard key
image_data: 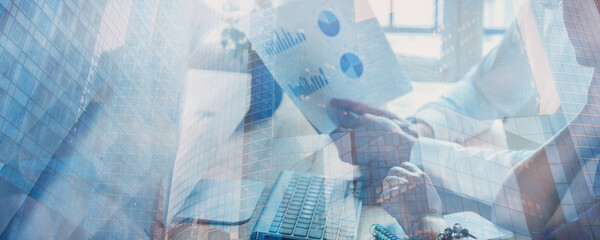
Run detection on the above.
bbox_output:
[273,217,282,222]
[301,209,313,215]
[272,221,281,227]
[326,225,339,233]
[294,228,308,237]
[281,223,295,229]
[296,223,310,229]
[283,218,296,224]
[308,229,323,239]
[290,201,302,206]
[287,210,299,215]
[280,227,293,235]
[275,212,284,217]
[313,218,325,224]
[312,223,325,230]
[339,229,353,237]
[341,223,355,229]
[269,227,278,233]
[289,205,301,211]
[324,232,337,240]
[298,217,311,224]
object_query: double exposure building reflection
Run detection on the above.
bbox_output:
[0,0,188,238]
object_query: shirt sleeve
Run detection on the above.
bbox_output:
[409,137,533,203]
[414,21,538,142]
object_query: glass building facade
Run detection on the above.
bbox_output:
[0,0,188,238]
[2,0,600,239]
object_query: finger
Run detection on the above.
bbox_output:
[383,175,408,186]
[399,162,428,185]
[333,107,367,129]
[400,162,421,173]
[382,175,408,190]
[388,166,414,178]
[380,185,411,201]
[330,98,397,119]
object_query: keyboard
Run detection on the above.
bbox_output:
[252,171,361,240]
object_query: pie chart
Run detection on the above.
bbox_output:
[340,53,363,79]
[318,11,340,37]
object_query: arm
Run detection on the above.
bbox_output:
[492,124,580,235]
[410,137,533,203]
[415,22,537,143]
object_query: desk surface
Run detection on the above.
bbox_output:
[168,82,464,239]
[357,206,399,239]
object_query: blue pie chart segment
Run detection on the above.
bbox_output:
[340,53,363,79]
[318,11,340,37]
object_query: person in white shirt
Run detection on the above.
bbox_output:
[330,16,542,206]
[330,0,588,207]
[373,0,600,238]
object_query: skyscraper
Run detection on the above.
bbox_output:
[0,0,189,238]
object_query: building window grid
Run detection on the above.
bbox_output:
[381,0,509,35]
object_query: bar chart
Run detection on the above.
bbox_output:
[288,68,330,98]
[264,28,307,57]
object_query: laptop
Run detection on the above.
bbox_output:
[251,171,362,240]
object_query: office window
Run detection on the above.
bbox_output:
[0,5,8,32]
[0,133,14,157]
[20,0,37,19]
[28,39,44,64]
[60,5,74,26]
[74,21,86,43]
[0,88,4,104]
[66,44,80,66]
[0,51,17,78]
[482,0,514,52]
[33,83,51,105]
[44,55,59,79]
[47,0,61,11]
[10,22,28,48]
[37,13,52,37]
[8,101,25,126]
[53,30,67,52]
[18,69,35,93]
[483,0,513,30]
[391,0,437,29]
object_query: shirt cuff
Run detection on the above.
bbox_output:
[415,105,493,144]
